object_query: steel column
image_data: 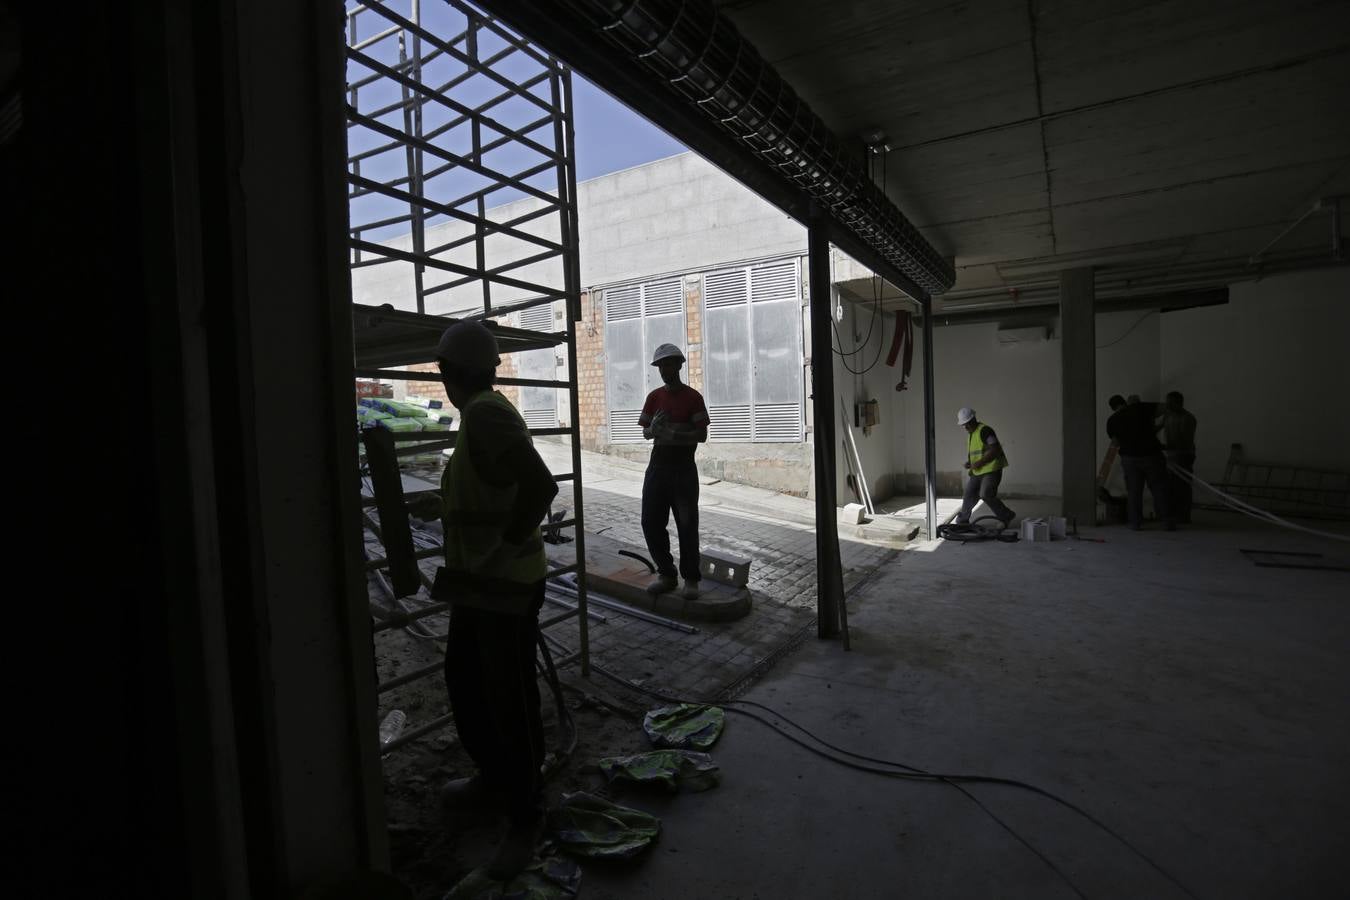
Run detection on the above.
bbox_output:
[808,218,845,639]
[921,300,938,537]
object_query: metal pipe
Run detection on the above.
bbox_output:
[921,300,937,537]
[543,592,608,623]
[547,581,698,634]
[377,660,443,694]
[1249,201,1322,265]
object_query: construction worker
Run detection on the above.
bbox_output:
[1106,394,1174,531]
[638,343,709,600]
[406,319,558,879]
[955,407,1016,526]
[1157,390,1198,523]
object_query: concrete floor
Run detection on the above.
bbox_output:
[579,508,1350,899]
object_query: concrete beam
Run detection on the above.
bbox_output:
[1060,268,1097,524]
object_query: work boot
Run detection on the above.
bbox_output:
[486,816,541,881]
[681,579,700,600]
[998,508,1017,527]
[646,574,677,595]
[440,775,498,813]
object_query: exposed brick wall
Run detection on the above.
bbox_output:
[404,363,448,407]
[684,276,704,392]
[576,289,608,450]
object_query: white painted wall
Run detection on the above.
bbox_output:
[1160,268,1350,480]
[886,267,1349,500]
[831,286,906,505]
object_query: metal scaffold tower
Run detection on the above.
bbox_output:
[344,0,590,752]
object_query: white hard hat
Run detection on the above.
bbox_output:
[956,407,976,425]
[650,343,685,366]
[436,320,500,371]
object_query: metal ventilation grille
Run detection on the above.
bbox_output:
[708,405,752,442]
[704,269,748,309]
[517,304,554,331]
[523,408,558,429]
[753,403,801,442]
[606,286,642,321]
[751,261,798,303]
[609,409,644,443]
[643,280,684,317]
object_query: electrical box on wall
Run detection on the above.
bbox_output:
[854,398,880,428]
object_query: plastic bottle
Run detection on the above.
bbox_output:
[378,709,406,749]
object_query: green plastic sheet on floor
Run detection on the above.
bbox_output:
[442,855,581,900]
[598,749,721,793]
[546,791,660,860]
[642,704,725,750]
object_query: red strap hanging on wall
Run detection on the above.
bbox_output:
[887,311,914,391]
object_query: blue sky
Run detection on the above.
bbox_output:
[572,75,687,182]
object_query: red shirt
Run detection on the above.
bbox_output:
[638,384,709,466]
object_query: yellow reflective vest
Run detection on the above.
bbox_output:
[439,390,548,613]
[967,422,1009,476]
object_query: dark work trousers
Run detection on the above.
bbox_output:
[1167,452,1195,523]
[956,469,1015,524]
[641,461,702,582]
[444,581,545,825]
[1121,453,1172,528]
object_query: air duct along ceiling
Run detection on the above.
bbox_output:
[482,0,956,297]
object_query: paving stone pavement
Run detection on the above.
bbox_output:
[541,485,898,701]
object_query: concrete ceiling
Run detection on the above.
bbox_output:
[717,0,1350,309]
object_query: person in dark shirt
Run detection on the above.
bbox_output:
[1106,394,1173,531]
[638,343,710,599]
[1157,390,1198,523]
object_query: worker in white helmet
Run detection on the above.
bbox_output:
[405,319,558,879]
[638,343,710,599]
[955,406,1016,527]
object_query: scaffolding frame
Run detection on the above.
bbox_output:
[344,0,590,753]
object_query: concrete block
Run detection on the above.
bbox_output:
[700,547,752,588]
[840,503,866,525]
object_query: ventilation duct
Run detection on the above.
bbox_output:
[483,0,955,297]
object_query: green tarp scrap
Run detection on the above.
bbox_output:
[546,791,660,860]
[642,704,725,750]
[598,749,720,793]
[443,855,581,900]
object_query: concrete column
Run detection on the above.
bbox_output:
[808,218,845,639]
[1060,268,1097,525]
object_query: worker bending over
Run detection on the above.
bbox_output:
[408,320,558,879]
[955,406,1017,526]
[638,343,709,600]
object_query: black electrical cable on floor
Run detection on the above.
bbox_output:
[587,663,1201,900]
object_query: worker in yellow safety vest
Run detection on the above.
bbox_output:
[405,319,558,880]
[954,406,1017,526]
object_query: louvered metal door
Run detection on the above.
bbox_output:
[702,259,803,442]
[517,304,558,429]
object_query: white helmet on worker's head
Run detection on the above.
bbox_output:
[956,406,977,426]
[436,320,500,372]
[650,343,686,366]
